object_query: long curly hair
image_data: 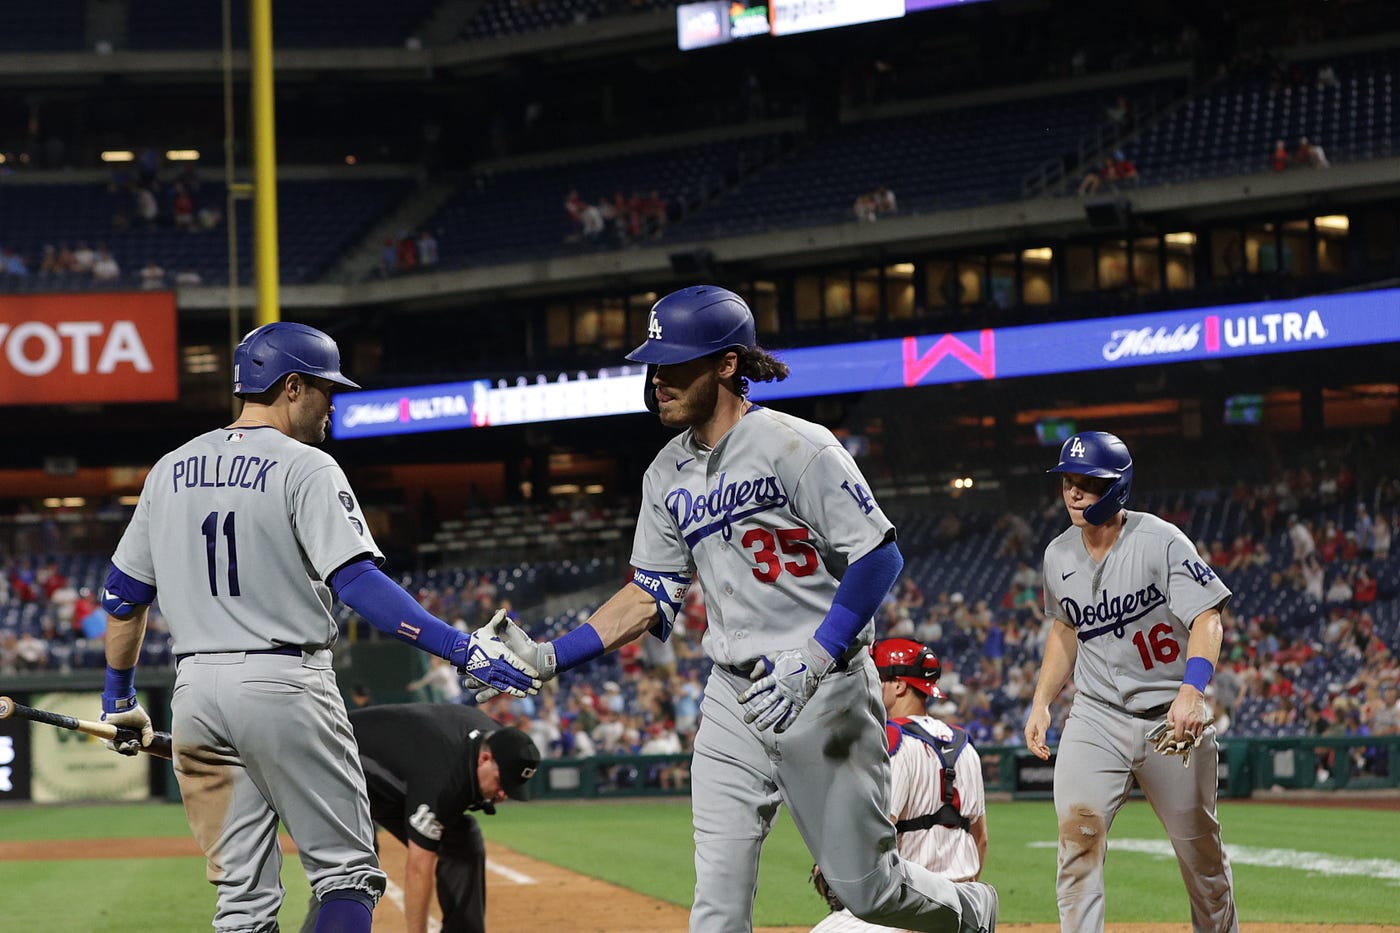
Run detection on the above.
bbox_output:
[731,345,789,398]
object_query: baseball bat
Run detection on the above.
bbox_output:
[0,695,173,760]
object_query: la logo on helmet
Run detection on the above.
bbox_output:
[1068,437,1087,458]
[648,311,664,340]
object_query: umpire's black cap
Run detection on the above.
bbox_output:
[485,727,541,801]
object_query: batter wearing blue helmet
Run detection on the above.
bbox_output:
[99,321,539,933]
[479,285,999,932]
[1025,431,1238,932]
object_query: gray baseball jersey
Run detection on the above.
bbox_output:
[630,406,996,933]
[1042,510,1237,932]
[112,423,386,928]
[631,406,892,663]
[1042,510,1231,711]
[113,424,381,655]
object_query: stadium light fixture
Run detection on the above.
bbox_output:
[1314,215,1349,232]
[166,149,200,161]
[101,150,135,162]
[1165,232,1197,245]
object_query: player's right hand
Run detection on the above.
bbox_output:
[737,638,834,734]
[451,620,542,700]
[100,694,154,756]
[468,610,557,702]
[1023,705,1052,760]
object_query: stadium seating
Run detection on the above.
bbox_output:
[126,0,439,50]
[0,177,412,288]
[0,2,86,53]
[460,0,677,42]
[423,135,787,268]
[1131,49,1399,184]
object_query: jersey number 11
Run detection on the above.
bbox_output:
[201,511,242,596]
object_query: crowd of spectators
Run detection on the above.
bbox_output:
[0,149,223,291]
[852,185,897,223]
[1271,135,1330,172]
[563,188,667,246]
[1077,150,1139,195]
[0,240,124,286]
[5,462,1399,791]
[377,229,440,277]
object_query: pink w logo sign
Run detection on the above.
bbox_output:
[901,331,996,386]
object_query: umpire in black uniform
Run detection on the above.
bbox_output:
[301,704,542,933]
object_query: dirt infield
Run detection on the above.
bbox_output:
[3,833,1395,932]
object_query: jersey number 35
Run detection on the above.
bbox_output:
[742,527,818,583]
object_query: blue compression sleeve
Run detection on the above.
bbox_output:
[813,540,904,660]
[331,559,461,660]
[552,624,605,673]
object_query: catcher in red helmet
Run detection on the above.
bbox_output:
[811,637,990,930]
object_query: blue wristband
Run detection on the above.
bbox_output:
[103,666,137,712]
[552,624,605,674]
[1183,657,1214,692]
[104,665,135,697]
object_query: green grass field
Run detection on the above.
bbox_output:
[2,798,1397,931]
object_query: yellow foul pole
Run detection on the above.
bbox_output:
[249,0,279,327]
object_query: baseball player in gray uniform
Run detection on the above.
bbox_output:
[99,322,538,933]
[1022,431,1237,932]
[479,286,998,933]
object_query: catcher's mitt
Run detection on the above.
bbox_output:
[811,864,845,912]
[1146,718,1212,768]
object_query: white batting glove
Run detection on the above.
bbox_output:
[737,638,836,734]
[1147,718,1212,768]
[451,611,542,700]
[467,610,553,702]
[101,698,154,757]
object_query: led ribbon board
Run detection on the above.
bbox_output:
[333,289,1400,438]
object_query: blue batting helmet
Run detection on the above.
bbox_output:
[233,322,360,396]
[1047,431,1133,525]
[626,285,755,366]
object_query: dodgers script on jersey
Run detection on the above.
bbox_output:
[1042,511,1231,711]
[112,425,382,654]
[630,406,892,665]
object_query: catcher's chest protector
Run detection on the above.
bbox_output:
[889,719,972,833]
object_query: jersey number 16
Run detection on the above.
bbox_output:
[1132,622,1179,670]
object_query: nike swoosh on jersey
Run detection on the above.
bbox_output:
[1062,570,1076,579]
[676,458,695,470]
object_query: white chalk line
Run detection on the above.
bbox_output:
[382,877,444,932]
[377,859,531,931]
[487,857,538,885]
[1028,839,1400,884]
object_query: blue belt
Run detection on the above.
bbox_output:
[175,646,304,666]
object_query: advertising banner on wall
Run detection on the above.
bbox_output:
[334,288,1400,439]
[770,0,904,36]
[30,691,150,802]
[0,704,32,801]
[0,292,179,406]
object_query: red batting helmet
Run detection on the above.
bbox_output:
[872,638,943,699]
